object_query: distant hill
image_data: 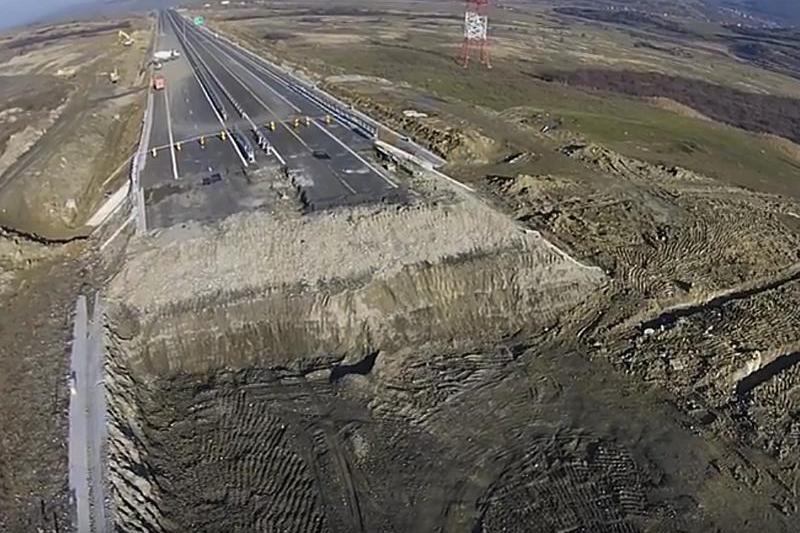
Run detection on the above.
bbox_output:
[546,1,800,25]
[0,0,180,31]
[713,0,800,24]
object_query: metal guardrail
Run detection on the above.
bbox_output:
[199,24,447,169]
[131,70,153,234]
[198,25,380,140]
[287,83,377,139]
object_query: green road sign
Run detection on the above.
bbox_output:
[194,16,205,26]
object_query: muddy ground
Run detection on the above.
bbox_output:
[0,15,150,532]
[0,17,150,239]
[4,1,800,532]
[126,1,800,530]
[103,175,795,532]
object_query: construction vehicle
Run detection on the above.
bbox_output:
[109,67,120,84]
[153,75,166,91]
[118,30,134,46]
[153,50,181,62]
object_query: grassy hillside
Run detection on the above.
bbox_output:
[716,0,800,23]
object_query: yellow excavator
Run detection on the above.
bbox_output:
[118,30,134,47]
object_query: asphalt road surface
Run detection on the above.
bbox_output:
[138,11,403,227]
[69,294,108,533]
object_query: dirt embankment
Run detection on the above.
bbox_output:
[101,191,797,531]
[104,196,606,531]
[0,238,88,532]
[329,85,501,164]
[0,19,150,239]
[0,16,150,530]
[483,140,800,507]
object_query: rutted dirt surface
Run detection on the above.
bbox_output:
[0,241,87,532]
[105,341,795,532]
[480,141,800,519]
[104,163,800,531]
[104,193,622,531]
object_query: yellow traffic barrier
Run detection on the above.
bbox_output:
[151,147,157,157]
[325,115,332,125]
[199,136,206,147]
[269,121,276,131]
[304,116,311,127]
[221,130,227,140]
[293,118,300,129]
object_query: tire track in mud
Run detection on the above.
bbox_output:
[295,375,366,533]
[107,370,332,532]
[191,383,329,533]
[360,341,652,532]
[638,262,800,333]
[475,439,645,533]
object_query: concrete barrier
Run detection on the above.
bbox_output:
[86,182,130,228]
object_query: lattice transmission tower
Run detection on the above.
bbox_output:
[458,0,491,68]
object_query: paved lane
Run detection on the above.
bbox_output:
[170,11,404,210]
[142,11,243,190]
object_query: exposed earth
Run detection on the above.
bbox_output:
[3,1,800,532]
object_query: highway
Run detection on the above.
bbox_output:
[138,10,403,227]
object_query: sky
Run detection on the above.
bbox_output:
[0,0,797,33]
[0,0,177,31]
[0,0,91,30]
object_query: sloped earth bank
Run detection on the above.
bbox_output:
[104,194,796,532]
[481,143,800,526]
[0,239,87,532]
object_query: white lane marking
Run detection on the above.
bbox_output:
[163,87,180,180]
[196,39,357,193]
[167,12,247,168]
[199,28,397,189]
[267,146,286,166]
[312,118,398,188]
[179,23,297,173]
[196,29,301,112]
[189,28,370,194]
[99,213,135,251]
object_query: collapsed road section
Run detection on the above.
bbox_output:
[103,189,606,531]
[137,10,406,230]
